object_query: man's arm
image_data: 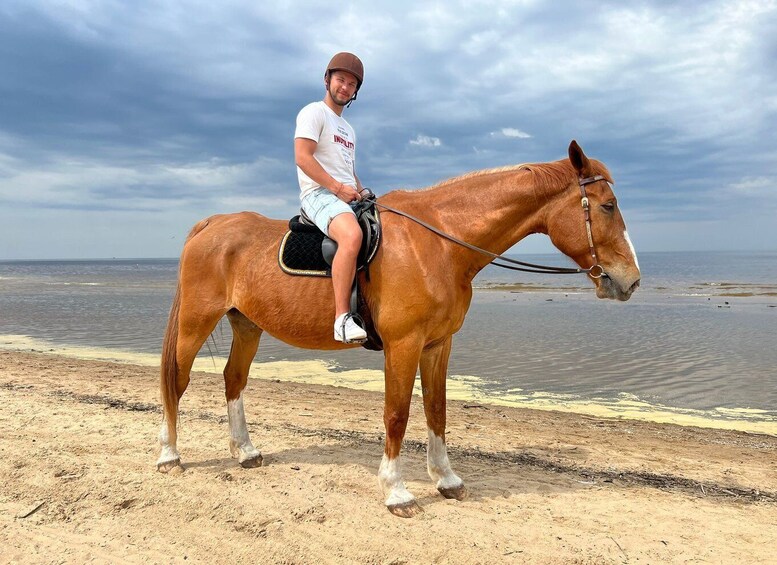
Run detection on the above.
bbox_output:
[295,138,361,202]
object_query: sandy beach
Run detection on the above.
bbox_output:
[1,349,776,564]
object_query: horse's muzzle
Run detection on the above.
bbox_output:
[595,272,640,301]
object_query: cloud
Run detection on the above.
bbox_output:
[2,0,777,257]
[493,128,532,139]
[728,176,774,196]
[0,149,291,212]
[723,176,777,211]
[409,135,442,148]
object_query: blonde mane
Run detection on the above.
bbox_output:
[430,163,530,189]
[395,158,584,195]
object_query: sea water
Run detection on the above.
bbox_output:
[1,251,775,431]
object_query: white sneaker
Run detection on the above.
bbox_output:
[334,313,367,343]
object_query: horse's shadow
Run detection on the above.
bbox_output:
[176,439,587,508]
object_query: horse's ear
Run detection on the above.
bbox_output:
[568,140,592,176]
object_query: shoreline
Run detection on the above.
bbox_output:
[1,349,776,563]
[1,333,776,437]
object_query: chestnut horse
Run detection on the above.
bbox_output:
[157,141,640,517]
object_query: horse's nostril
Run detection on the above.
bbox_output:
[629,279,641,293]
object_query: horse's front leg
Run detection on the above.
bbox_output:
[420,336,467,500]
[379,337,424,518]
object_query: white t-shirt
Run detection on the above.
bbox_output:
[295,101,357,200]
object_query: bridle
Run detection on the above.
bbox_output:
[576,174,608,278]
[370,174,608,277]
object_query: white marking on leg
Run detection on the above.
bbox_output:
[227,392,261,463]
[427,429,463,490]
[624,230,640,271]
[378,454,415,507]
[156,420,180,467]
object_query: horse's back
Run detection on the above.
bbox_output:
[187,210,284,237]
[181,211,286,257]
[176,211,287,293]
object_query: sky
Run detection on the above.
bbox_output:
[1,0,776,260]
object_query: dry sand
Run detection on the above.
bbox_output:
[1,350,776,564]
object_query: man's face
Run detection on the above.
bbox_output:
[327,70,359,106]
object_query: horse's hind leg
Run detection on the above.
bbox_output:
[420,336,467,501]
[157,306,225,472]
[224,309,263,468]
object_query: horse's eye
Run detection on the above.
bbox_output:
[601,202,615,213]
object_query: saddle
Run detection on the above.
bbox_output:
[278,193,383,351]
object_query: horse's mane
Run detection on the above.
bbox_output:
[518,160,582,196]
[429,163,529,189]
[400,159,577,194]
[390,157,609,198]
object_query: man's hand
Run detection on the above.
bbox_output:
[295,138,363,203]
[334,183,362,203]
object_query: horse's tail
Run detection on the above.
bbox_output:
[160,218,210,434]
[160,281,182,433]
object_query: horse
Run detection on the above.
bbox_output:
[156,140,641,517]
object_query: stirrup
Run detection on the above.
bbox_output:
[338,312,367,344]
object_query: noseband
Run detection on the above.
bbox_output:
[372,175,609,276]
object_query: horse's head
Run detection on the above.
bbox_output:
[545,141,641,301]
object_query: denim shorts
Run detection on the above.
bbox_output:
[300,188,357,236]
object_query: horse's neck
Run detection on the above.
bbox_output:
[422,168,550,260]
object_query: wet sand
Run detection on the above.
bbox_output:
[1,350,776,564]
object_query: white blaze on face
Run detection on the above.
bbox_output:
[624,230,640,271]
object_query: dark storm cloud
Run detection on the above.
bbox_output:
[1,0,776,258]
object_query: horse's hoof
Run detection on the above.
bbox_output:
[438,484,468,501]
[239,454,263,468]
[157,459,182,474]
[387,500,423,518]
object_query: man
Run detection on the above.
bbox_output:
[294,52,368,343]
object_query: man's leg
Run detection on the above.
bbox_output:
[328,213,366,342]
[327,213,362,316]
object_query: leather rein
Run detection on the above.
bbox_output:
[370,175,607,277]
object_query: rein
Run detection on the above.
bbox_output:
[370,175,607,277]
